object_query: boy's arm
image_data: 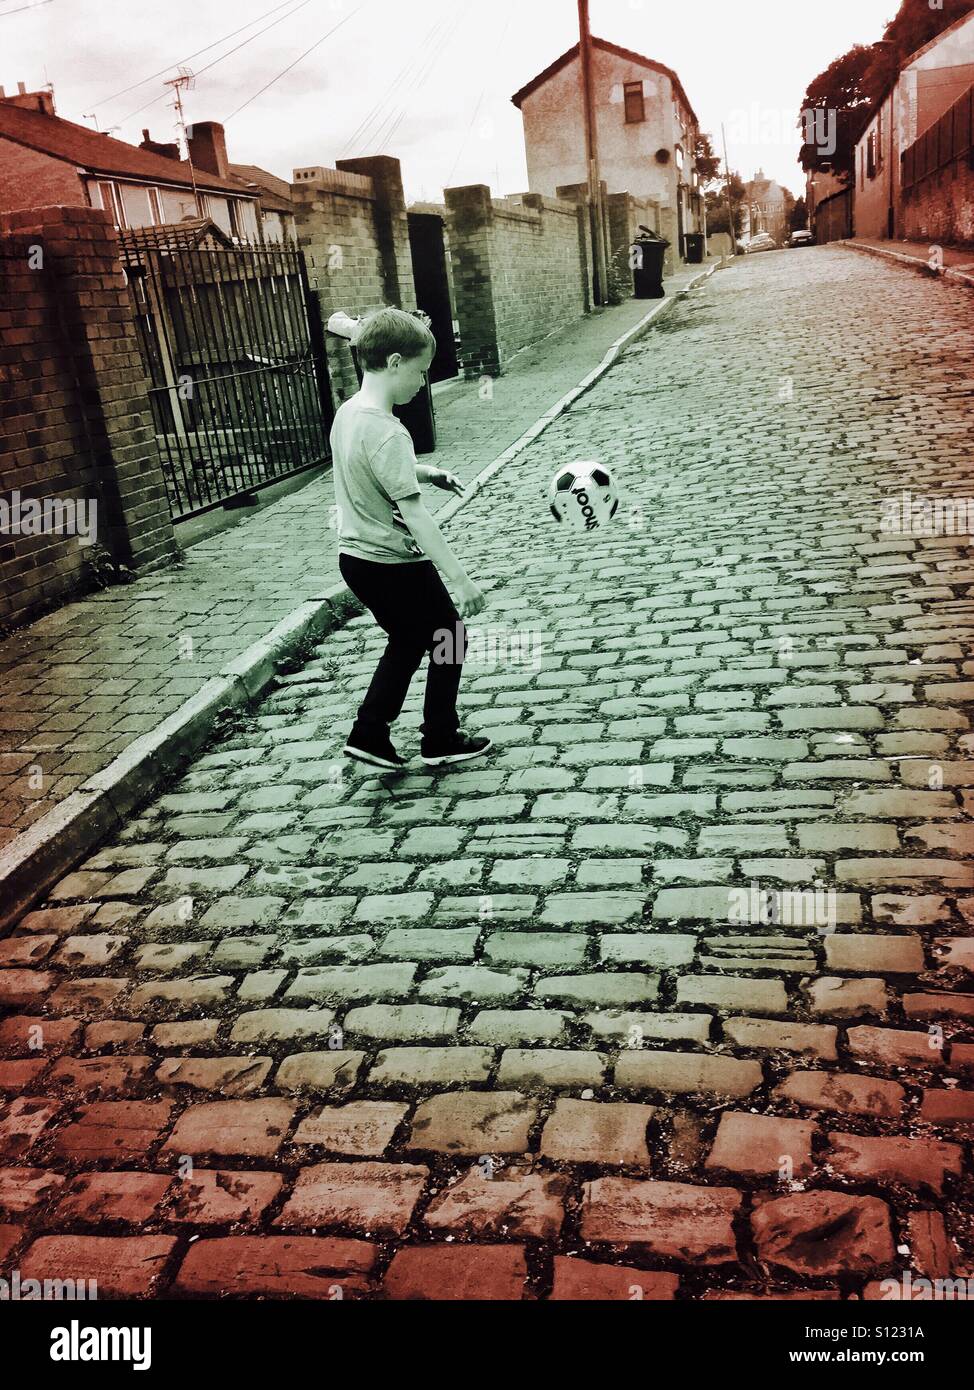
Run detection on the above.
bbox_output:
[397,495,486,619]
[416,464,462,493]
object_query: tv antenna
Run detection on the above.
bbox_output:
[164,67,199,212]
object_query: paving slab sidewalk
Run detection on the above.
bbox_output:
[0,259,720,924]
[846,237,974,288]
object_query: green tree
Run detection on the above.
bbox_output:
[693,133,723,187]
[790,195,808,231]
[705,172,745,236]
[799,0,974,180]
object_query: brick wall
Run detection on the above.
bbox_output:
[901,159,974,247]
[292,158,418,407]
[0,205,177,628]
[445,185,589,378]
[0,137,83,215]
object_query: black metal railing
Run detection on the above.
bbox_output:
[123,240,333,520]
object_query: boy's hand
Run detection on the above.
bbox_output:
[429,468,464,495]
[455,576,486,620]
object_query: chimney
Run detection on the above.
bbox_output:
[0,84,56,117]
[186,121,229,179]
[140,127,181,161]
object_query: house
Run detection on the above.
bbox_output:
[0,85,260,240]
[511,36,704,259]
[743,170,789,244]
[228,163,298,244]
[853,8,974,241]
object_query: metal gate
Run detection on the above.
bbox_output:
[122,239,333,520]
[407,213,459,383]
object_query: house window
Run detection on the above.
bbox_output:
[867,131,876,179]
[148,188,162,224]
[119,184,155,229]
[204,195,233,235]
[97,181,125,228]
[228,200,260,244]
[624,81,645,124]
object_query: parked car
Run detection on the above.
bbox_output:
[788,228,815,248]
[744,232,778,254]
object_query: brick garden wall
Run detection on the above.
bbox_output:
[0,205,176,628]
[445,185,589,378]
[291,158,418,407]
[901,159,974,246]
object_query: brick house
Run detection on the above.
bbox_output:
[853,8,974,241]
[0,85,260,240]
[227,163,298,244]
[511,36,704,259]
[743,170,789,245]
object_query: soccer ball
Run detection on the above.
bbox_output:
[549,461,619,532]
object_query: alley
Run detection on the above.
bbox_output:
[1,245,973,1300]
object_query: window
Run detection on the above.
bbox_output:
[624,81,645,124]
[161,187,201,222]
[148,188,162,224]
[97,181,124,228]
[118,184,155,228]
[204,195,233,235]
[232,200,260,244]
[867,131,876,179]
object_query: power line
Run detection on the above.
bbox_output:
[367,3,473,155]
[340,10,453,157]
[0,0,53,17]
[117,0,318,125]
[224,0,370,121]
[446,0,516,187]
[93,0,300,106]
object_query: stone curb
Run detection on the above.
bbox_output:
[841,239,974,290]
[0,262,722,932]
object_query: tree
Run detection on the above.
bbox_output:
[693,133,722,188]
[796,1,974,182]
[798,46,875,181]
[790,196,808,230]
[705,172,746,236]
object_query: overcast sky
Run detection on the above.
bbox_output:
[3,0,897,200]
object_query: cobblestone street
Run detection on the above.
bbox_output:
[2,245,973,1300]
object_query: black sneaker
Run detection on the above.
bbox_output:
[343,731,407,771]
[420,730,493,767]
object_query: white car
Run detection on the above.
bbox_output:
[745,233,778,254]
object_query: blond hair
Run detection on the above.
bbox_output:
[353,307,436,371]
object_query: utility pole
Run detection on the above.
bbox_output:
[721,123,737,257]
[578,0,609,304]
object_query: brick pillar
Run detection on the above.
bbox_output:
[444,184,500,379]
[0,205,177,577]
[556,183,595,313]
[335,155,417,311]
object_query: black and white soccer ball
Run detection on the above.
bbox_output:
[548,461,619,533]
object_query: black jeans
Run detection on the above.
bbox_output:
[339,554,467,744]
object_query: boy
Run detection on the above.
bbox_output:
[330,306,493,772]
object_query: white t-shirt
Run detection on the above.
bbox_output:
[330,397,425,564]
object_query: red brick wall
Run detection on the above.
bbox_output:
[292,159,417,408]
[445,185,590,378]
[0,205,176,627]
[0,138,83,216]
[901,159,974,247]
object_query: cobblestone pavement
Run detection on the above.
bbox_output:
[1,246,973,1301]
[0,263,705,848]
